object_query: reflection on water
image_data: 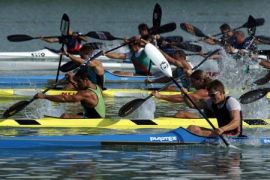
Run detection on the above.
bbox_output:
[0,145,269,179]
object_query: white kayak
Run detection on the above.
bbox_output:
[0,48,112,61]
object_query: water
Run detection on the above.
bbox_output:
[1,0,270,179]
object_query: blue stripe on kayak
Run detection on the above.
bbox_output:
[2,127,270,149]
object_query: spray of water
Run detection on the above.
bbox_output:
[216,48,269,118]
[24,99,65,119]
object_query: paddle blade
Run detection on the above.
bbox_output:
[256,35,270,45]
[152,22,176,35]
[180,23,207,38]
[176,42,202,52]
[2,101,31,118]
[86,31,122,40]
[144,43,172,77]
[164,36,183,44]
[118,99,146,117]
[153,3,162,30]
[239,88,269,104]
[60,61,79,72]
[258,49,270,56]
[242,16,265,28]
[60,13,70,36]
[7,34,34,42]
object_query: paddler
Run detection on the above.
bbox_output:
[145,49,192,90]
[185,79,242,136]
[104,38,153,76]
[41,30,88,54]
[62,44,105,90]
[34,69,106,119]
[152,70,213,118]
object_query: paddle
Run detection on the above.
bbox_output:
[152,3,162,32]
[55,13,70,83]
[144,44,229,147]
[150,22,176,35]
[212,16,265,37]
[60,40,134,72]
[86,31,124,41]
[180,23,211,39]
[174,42,202,52]
[3,87,54,118]
[7,34,60,42]
[118,48,220,117]
[256,35,270,45]
[239,88,270,104]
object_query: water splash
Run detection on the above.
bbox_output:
[24,99,65,119]
[216,48,269,118]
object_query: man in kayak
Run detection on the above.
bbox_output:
[145,49,192,90]
[63,44,105,90]
[41,30,88,54]
[186,79,241,136]
[34,69,106,119]
[104,39,153,76]
[152,70,213,118]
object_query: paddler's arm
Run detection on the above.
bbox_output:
[104,52,127,60]
[152,91,184,103]
[215,110,241,135]
[34,91,95,103]
[40,37,59,43]
[181,89,208,108]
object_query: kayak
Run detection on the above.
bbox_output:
[0,60,136,71]
[0,88,179,98]
[0,116,269,128]
[0,70,158,88]
[0,127,269,148]
[0,48,111,61]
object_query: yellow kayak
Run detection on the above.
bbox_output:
[0,116,269,129]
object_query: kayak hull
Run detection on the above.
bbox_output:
[0,127,270,148]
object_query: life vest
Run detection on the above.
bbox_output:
[211,96,242,136]
[130,49,152,75]
[81,86,105,118]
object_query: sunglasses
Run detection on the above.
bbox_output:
[208,91,219,98]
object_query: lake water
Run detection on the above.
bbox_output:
[1,0,270,179]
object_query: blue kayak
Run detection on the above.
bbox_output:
[0,70,155,88]
[0,127,270,149]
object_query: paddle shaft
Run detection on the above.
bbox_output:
[171,78,229,146]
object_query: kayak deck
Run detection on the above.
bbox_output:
[0,117,269,129]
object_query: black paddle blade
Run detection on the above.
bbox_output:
[258,49,270,56]
[153,3,162,30]
[118,98,146,117]
[180,23,207,38]
[86,31,122,40]
[242,16,265,28]
[176,42,202,52]
[256,35,270,45]
[60,61,79,72]
[164,36,183,44]
[2,101,31,118]
[239,88,270,104]
[155,22,176,34]
[60,13,70,36]
[7,34,34,42]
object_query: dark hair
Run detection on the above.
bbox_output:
[80,44,94,56]
[138,23,149,32]
[207,79,225,94]
[220,23,231,31]
[74,69,89,80]
[190,70,213,88]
